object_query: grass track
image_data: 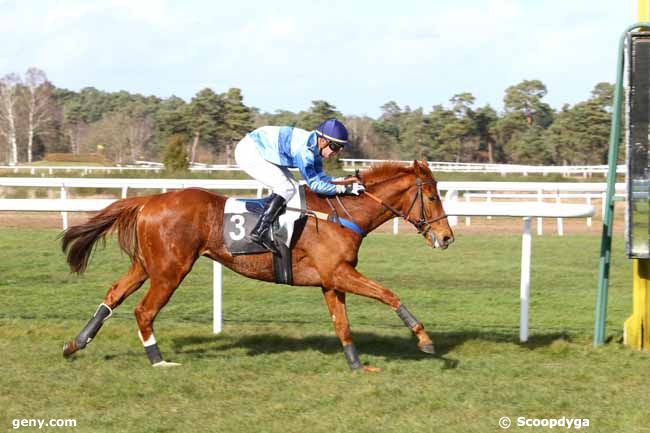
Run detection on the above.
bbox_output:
[1,228,649,433]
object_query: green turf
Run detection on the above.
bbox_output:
[0,229,648,433]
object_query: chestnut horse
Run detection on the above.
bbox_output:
[61,161,454,372]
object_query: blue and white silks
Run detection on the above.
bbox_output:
[247,126,337,195]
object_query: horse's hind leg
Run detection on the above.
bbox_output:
[63,261,148,357]
[321,288,381,373]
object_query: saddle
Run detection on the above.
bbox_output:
[223,185,307,284]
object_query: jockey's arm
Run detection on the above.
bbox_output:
[295,150,364,196]
[295,152,338,195]
[303,171,364,196]
[303,169,338,196]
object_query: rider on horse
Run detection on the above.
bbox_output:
[234,118,366,253]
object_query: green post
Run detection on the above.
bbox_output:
[594,23,650,346]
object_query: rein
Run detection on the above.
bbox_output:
[361,176,448,235]
[288,169,448,237]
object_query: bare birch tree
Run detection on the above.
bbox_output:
[24,68,52,163]
[127,114,154,161]
[0,73,21,165]
[63,102,87,155]
[124,102,155,162]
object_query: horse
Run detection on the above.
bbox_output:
[61,160,454,372]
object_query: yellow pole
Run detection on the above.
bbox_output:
[625,260,650,349]
[625,0,650,350]
[639,0,650,22]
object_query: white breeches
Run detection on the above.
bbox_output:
[234,135,297,201]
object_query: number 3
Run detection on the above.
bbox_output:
[229,214,246,240]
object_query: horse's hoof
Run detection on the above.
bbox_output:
[62,340,77,358]
[152,360,182,368]
[418,343,435,355]
[362,365,382,373]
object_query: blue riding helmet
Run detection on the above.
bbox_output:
[316,118,349,145]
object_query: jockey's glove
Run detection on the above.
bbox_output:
[336,182,365,195]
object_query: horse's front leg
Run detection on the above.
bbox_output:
[330,263,435,355]
[321,288,381,373]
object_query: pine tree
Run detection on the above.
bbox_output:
[163,134,189,173]
[220,88,253,164]
[188,88,223,163]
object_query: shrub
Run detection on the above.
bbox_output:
[163,135,189,173]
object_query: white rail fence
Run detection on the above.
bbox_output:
[0,163,243,175]
[442,181,625,236]
[341,159,626,177]
[0,178,625,234]
[1,159,627,177]
[0,194,594,342]
[0,178,266,229]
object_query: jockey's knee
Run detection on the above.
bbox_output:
[273,183,297,202]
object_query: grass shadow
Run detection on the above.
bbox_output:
[432,329,572,352]
[171,329,572,369]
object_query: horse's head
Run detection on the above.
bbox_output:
[358,161,454,249]
[406,160,454,249]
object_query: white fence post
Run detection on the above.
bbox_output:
[537,189,543,236]
[520,217,532,342]
[486,191,492,220]
[213,261,222,334]
[556,190,563,236]
[444,190,458,226]
[60,186,68,230]
[393,217,399,235]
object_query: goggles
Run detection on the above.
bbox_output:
[327,140,345,152]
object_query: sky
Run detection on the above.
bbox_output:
[0,0,634,117]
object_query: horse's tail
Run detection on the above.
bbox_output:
[61,196,150,274]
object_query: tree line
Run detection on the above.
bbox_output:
[0,67,614,167]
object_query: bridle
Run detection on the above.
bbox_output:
[360,173,448,235]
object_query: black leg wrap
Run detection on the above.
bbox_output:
[396,304,420,330]
[144,343,164,365]
[343,344,363,370]
[74,304,112,350]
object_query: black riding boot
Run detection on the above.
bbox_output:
[249,193,286,254]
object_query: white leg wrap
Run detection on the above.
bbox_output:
[138,330,157,347]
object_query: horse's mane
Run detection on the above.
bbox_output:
[359,162,413,186]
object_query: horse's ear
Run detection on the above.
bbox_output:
[413,160,430,176]
[413,160,422,176]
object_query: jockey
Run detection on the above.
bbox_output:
[234,118,365,253]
